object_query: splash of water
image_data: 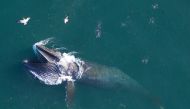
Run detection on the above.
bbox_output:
[33,37,54,54]
[32,38,85,84]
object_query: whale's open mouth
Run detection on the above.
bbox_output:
[23,39,85,85]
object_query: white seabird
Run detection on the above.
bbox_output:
[64,16,69,24]
[18,17,30,25]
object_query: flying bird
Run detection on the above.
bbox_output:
[18,17,30,25]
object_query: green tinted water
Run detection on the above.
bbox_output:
[0,0,190,109]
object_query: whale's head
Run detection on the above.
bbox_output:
[23,41,84,85]
[23,44,65,85]
[33,44,62,63]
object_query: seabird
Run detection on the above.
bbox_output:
[64,16,69,24]
[18,17,30,25]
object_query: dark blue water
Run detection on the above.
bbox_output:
[0,0,190,109]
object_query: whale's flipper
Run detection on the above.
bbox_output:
[65,81,75,108]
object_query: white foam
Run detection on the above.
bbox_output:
[33,38,53,54]
[55,47,67,51]
[57,52,85,79]
[34,38,53,46]
[57,53,75,71]
[60,75,75,82]
[31,39,85,84]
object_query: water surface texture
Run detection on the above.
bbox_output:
[0,0,190,109]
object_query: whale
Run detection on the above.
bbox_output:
[23,39,164,109]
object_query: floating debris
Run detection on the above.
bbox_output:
[152,3,159,9]
[95,22,102,38]
[141,58,149,64]
[18,17,30,25]
[149,17,155,24]
[121,16,130,27]
[121,22,127,27]
[64,16,69,24]
[119,103,127,109]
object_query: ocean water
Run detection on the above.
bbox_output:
[0,0,190,109]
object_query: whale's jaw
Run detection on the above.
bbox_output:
[23,43,65,85]
[23,60,63,85]
[33,44,61,63]
[24,40,83,108]
[23,41,84,85]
